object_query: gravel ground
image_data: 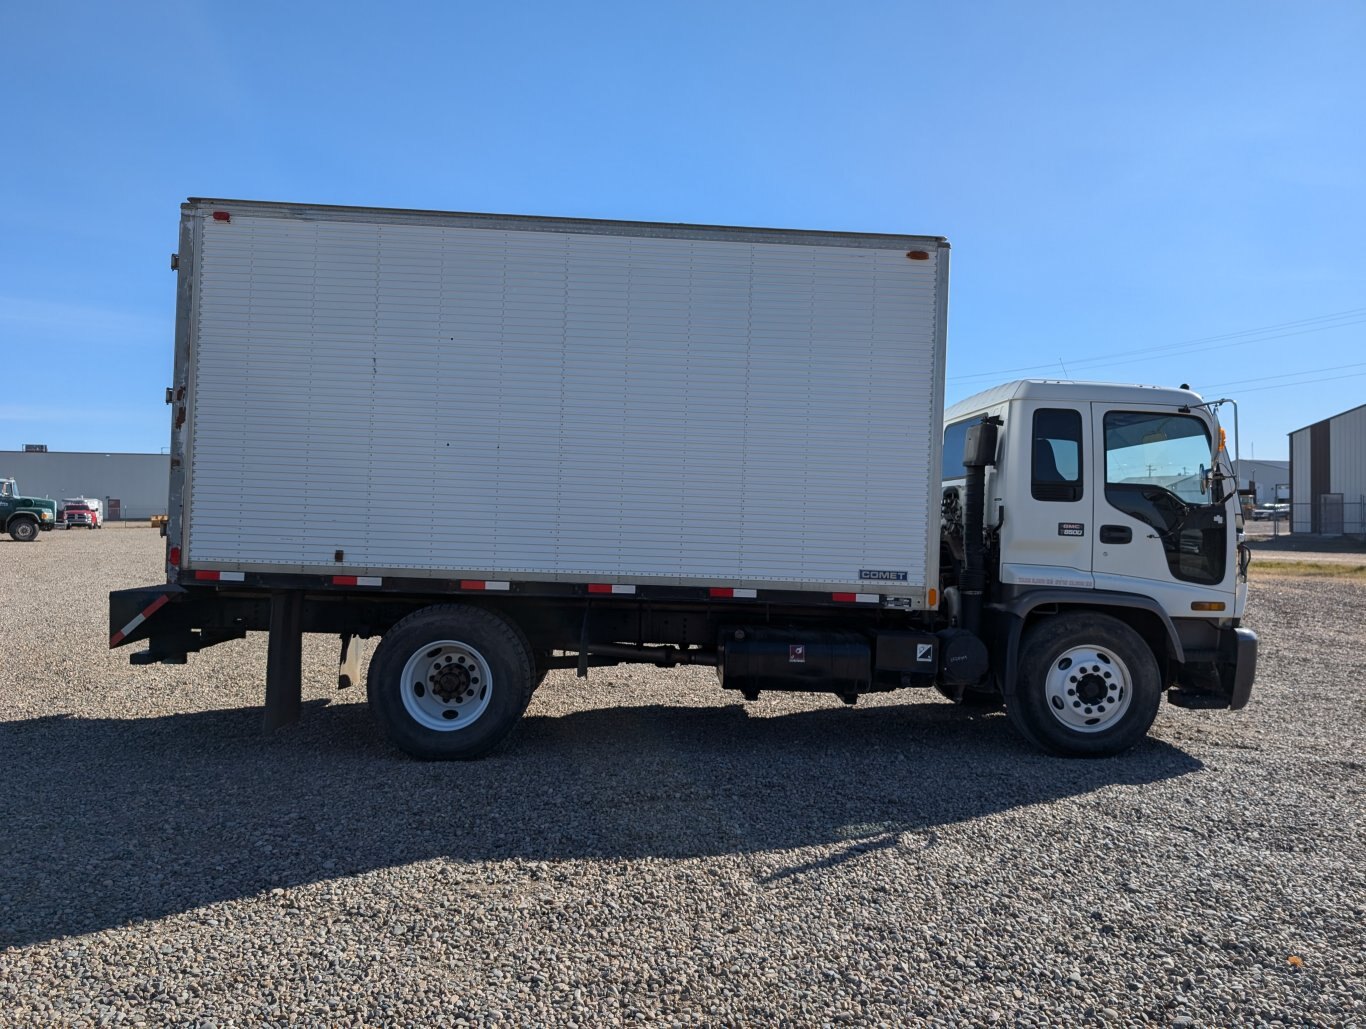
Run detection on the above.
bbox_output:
[1,530,1363,1026]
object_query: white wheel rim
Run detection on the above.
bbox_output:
[400,640,493,732]
[1043,645,1133,733]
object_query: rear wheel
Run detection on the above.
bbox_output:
[1007,613,1161,757]
[8,518,39,542]
[367,604,534,760]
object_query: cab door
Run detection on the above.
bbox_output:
[999,402,1093,588]
[1090,404,1232,600]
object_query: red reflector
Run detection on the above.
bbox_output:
[194,570,220,581]
[587,583,612,594]
[831,592,857,602]
[212,210,231,222]
[333,575,358,586]
[460,580,485,590]
[906,250,930,260]
[168,546,180,565]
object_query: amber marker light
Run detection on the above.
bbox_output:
[1191,601,1226,611]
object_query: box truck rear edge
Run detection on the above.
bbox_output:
[111,199,1256,759]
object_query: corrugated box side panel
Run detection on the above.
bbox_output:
[184,212,943,595]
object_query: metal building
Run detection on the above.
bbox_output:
[0,451,170,520]
[1236,459,1290,505]
[1288,403,1366,535]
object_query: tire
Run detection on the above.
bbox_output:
[1007,613,1161,757]
[367,604,535,760]
[8,518,39,543]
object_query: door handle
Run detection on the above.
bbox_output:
[1100,525,1132,544]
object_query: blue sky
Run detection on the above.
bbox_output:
[2,1,1363,460]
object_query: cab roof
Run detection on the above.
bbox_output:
[944,379,1205,423]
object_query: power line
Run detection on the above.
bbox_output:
[948,305,1366,383]
[1200,369,1366,397]
[1198,359,1366,392]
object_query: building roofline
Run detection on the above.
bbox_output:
[0,450,169,458]
[1288,400,1366,436]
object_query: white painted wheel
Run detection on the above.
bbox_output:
[400,640,494,732]
[1043,645,1133,733]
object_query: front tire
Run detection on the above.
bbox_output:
[8,519,39,542]
[367,604,534,760]
[1007,613,1161,757]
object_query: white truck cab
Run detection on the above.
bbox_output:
[940,380,1255,754]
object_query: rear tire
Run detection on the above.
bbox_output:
[367,604,535,760]
[8,519,39,542]
[1007,613,1161,757]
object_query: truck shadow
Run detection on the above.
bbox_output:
[0,699,1201,948]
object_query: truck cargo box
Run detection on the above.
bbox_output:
[173,200,949,606]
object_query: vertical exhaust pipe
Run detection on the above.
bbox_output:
[959,416,1000,636]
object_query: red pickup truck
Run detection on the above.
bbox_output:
[61,498,102,529]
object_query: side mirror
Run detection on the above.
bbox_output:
[1198,463,1210,496]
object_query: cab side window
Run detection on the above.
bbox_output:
[1032,409,1083,502]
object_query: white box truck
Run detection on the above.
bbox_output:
[111,199,1256,759]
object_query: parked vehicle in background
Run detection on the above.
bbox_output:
[111,199,1258,761]
[60,497,103,530]
[1249,504,1290,521]
[0,478,57,541]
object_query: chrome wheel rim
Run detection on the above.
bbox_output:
[1044,645,1133,733]
[400,640,493,731]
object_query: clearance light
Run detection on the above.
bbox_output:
[906,250,930,260]
[928,588,938,608]
[168,545,180,565]
[1218,428,1227,453]
[1191,601,1226,611]
[212,210,231,222]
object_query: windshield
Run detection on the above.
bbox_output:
[1104,412,1212,503]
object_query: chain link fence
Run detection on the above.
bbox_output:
[1274,497,1366,537]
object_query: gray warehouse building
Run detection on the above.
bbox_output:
[1236,458,1290,505]
[1289,402,1366,535]
[0,451,170,520]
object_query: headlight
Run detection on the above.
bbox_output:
[39,511,51,520]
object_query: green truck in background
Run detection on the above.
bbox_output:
[0,478,57,542]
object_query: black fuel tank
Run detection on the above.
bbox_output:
[719,628,870,697]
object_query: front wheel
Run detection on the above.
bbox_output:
[1007,613,1161,757]
[367,604,535,760]
[8,519,39,542]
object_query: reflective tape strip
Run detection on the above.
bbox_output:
[333,576,382,587]
[832,592,880,603]
[709,588,758,599]
[110,593,172,647]
[193,570,244,582]
[588,584,636,595]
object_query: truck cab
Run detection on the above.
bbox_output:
[60,497,103,530]
[0,478,57,541]
[939,381,1255,753]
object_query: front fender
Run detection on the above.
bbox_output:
[992,588,1185,697]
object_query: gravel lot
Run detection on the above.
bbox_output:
[2,530,1363,1026]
